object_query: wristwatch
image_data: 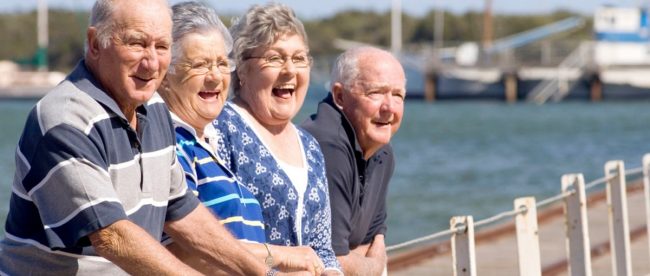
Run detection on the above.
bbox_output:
[263,243,274,268]
[265,268,279,276]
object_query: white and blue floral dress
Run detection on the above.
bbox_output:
[212,102,341,270]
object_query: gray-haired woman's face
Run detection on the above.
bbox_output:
[165,31,231,130]
[237,33,310,126]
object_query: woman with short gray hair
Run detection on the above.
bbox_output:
[213,3,342,275]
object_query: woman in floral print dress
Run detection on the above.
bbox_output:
[212,3,342,275]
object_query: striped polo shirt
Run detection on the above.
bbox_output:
[0,61,200,275]
[170,112,265,243]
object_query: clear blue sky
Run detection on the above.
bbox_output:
[0,0,642,18]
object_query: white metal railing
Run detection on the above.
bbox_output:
[562,173,592,276]
[644,154,650,261]
[604,161,633,275]
[514,197,541,276]
[387,153,650,276]
[451,216,476,276]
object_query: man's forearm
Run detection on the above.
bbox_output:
[337,234,387,276]
[90,219,198,275]
[337,251,385,276]
[165,204,267,275]
[167,242,232,275]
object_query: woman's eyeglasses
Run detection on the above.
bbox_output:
[245,54,313,68]
[175,58,236,75]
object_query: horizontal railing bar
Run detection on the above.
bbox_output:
[386,165,644,253]
[386,229,455,252]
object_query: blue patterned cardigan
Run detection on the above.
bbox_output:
[212,102,341,270]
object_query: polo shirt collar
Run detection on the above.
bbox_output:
[168,110,220,155]
[322,93,365,159]
[169,111,196,136]
[67,60,147,121]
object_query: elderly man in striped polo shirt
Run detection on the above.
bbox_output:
[0,0,278,275]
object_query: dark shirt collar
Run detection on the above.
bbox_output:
[66,60,145,121]
[320,93,365,158]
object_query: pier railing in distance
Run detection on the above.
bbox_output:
[386,153,650,276]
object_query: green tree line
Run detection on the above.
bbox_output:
[0,8,591,72]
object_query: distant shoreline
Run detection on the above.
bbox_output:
[0,87,50,101]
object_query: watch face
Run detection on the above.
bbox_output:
[265,256,274,267]
[265,268,278,276]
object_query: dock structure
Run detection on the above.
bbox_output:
[417,62,650,103]
[0,61,64,99]
[410,6,650,103]
[387,157,650,275]
[418,51,603,104]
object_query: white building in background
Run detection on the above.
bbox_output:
[594,6,650,66]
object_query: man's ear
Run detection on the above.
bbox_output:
[331,82,345,109]
[159,77,169,91]
[236,65,246,87]
[157,77,174,103]
[86,27,101,59]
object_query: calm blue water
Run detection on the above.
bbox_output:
[2,95,650,246]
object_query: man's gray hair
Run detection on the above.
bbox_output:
[88,0,118,50]
[229,3,308,95]
[331,47,363,89]
[330,46,402,90]
[87,0,172,52]
[170,1,233,71]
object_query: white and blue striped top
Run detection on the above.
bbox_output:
[171,113,265,243]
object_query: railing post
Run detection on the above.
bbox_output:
[643,153,650,260]
[450,216,476,276]
[604,160,632,276]
[514,197,541,276]
[562,173,592,276]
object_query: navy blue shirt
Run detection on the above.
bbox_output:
[302,94,394,256]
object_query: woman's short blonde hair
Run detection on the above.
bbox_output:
[229,3,308,95]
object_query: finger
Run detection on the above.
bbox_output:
[304,260,315,275]
[314,260,325,276]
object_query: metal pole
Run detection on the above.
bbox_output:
[562,173,593,276]
[482,0,493,49]
[391,0,402,54]
[451,216,476,276]
[37,0,48,71]
[604,160,632,276]
[434,3,444,50]
[514,197,541,276]
[643,154,650,262]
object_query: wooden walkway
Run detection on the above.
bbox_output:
[387,180,650,275]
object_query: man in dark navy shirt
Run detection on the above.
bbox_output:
[302,46,406,276]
